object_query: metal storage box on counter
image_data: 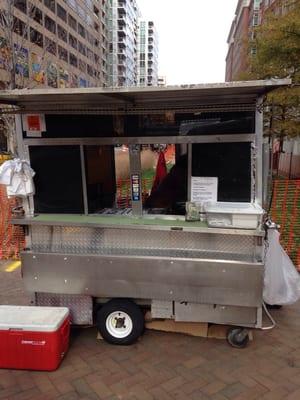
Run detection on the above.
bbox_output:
[204,202,264,229]
[0,306,70,371]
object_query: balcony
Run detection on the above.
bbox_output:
[118,17,126,26]
[118,7,126,16]
[118,41,126,49]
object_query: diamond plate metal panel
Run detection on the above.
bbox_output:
[36,292,93,325]
[31,225,259,262]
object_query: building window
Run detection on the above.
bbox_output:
[87,65,93,77]
[57,4,67,22]
[68,14,77,31]
[14,0,27,14]
[69,53,78,67]
[45,37,56,55]
[58,25,67,42]
[78,23,85,38]
[78,42,86,57]
[58,45,68,62]
[29,4,43,25]
[30,27,43,47]
[45,16,56,34]
[253,12,260,26]
[13,17,27,38]
[69,33,77,50]
[44,0,55,13]
[93,6,99,18]
[87,48,93,61]
[79,59,86,72]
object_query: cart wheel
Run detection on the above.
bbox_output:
[97,299,144,345]
[227,327,249,349]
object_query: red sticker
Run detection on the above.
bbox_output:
[27,115,41,131]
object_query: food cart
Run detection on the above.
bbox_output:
[0,79,290,347]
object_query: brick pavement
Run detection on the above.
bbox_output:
[1,260,300,399]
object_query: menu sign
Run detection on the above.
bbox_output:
[191,177,218,204]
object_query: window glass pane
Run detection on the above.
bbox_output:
[44,0,55,13]
[30,27,43,47]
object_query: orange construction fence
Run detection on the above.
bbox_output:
[0,185,25,259]
[2,176,299,270]
[270,179,300,270]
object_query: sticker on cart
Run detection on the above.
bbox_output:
[191,177,218,203]
[131,174,141,201]
[21,340,46,346]
[22,114,46,137]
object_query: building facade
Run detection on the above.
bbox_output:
[225,0,291,81]
[137,20,158,86]
[0,0,158,89]
[225,0,263,81]
[0,0,109,89]
[107,0,139,87]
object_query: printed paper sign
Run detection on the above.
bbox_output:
[191,177,218,203]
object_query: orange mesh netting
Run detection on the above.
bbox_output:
[0,185,25,259]
[270,180,300,270]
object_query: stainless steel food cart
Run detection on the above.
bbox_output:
[0,79,290,347]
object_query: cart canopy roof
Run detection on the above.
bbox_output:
[0,79,291,114]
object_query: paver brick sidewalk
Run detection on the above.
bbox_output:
[1,260,300,400]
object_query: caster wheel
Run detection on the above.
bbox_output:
[227,327,249,349]
[97,299,144,345]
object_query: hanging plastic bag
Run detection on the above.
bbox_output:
[263,229,300,305]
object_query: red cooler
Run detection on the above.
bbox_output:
[0,306,70,371]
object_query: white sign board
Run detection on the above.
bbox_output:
[191,177,218,204]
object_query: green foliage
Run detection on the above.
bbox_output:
[247,0,300,138]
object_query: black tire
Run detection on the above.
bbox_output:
[227,327,250,349]
[96,299,144,345]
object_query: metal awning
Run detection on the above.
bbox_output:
[0,79,291,114]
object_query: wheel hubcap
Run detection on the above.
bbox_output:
[106,311,133,339]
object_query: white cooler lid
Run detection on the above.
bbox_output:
[204,202,264,215]
[0,306,69,332]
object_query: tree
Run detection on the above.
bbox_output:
[243,0,300,140]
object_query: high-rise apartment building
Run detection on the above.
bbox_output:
[107,0,139,87]
[137,20,158,86]
[0,0,109,89]
[158,76,166,87]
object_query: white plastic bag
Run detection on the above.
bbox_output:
[263,229,300,305]
[0,159,35,197]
